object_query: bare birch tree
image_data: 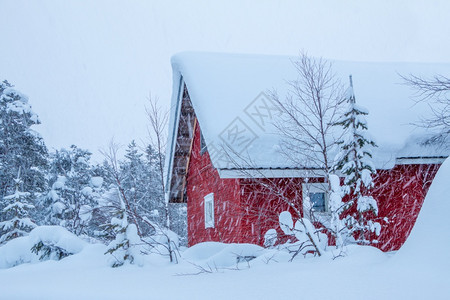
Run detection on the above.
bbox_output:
[146,95,169,227]
[100,141,144,237]
[271,52,345,179]
[145,95,181,263]
[270,53,346,253]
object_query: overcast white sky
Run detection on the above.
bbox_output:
[1,0,449,161]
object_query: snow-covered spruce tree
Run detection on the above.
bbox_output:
[101,141,179,262]
[119,141,165,235]
[100,141,166,233]
[0,80,48,220]
[43,146,97,235]
[334,75,380,244]
[104,191,143,267]
[0,169,37,244]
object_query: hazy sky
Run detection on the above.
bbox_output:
[1,0,449,161]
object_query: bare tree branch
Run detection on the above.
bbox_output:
[146,94,170,226]
[271,52,345,179]
[100,140,142,237]
[401,73,450,143]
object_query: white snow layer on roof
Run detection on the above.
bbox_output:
[168,52,450,172]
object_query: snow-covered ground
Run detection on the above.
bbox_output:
[1,159,450,300]
[0,243,445,300]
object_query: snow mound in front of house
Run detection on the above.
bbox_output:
[182,242,270,268]
[394,157,450,268]
[0,225,88,269]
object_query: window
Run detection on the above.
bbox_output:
[302,182,329,214]
[204,193,214,228]
[310,192,326,212]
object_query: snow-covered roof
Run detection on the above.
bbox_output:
[166,52,450,181]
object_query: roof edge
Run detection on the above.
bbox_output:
[218,156,448,179]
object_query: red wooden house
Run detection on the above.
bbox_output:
[165,52,449,251]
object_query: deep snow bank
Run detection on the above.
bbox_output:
[394,158,450,268]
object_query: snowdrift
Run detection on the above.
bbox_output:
[0,226,87,269]
[394,157,450,268]
[182,242,266,268]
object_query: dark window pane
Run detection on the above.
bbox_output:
[310,192,326,212]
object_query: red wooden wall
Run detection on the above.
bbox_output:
[186,121,242,246]
[185,121,441,251]
[370,163,440,251]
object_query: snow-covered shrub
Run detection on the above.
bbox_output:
[264,229,278,248]
[0,225,87,268]
[276,210,325,259]
[279,211,294,235]
[29,226,86,261]
[141,223,180,263]
[31,241,71,261]
[367,220,381,237]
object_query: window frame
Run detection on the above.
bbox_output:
[302,182,329,215]
[204,193,215,228]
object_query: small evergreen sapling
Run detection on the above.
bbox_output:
[334,76,380,244]
[31,240,72,261]
[104,191,143,267]
[0,169,37,244]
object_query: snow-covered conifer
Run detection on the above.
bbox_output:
[0,169,37,243]
[118,141,166,234]
[43,146,96,235]
[334,76,380,243]
[105,192,143,267]
[0,80,48,221]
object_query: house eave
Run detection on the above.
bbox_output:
[395,156,447,165]
[218,168,327,179]
[165,75,184,193]
[217,156,448,179]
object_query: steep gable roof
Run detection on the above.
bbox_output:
[166,52,449,185]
